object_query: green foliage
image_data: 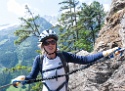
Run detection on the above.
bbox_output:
[31,82,42,91]
[78,1,105,44]
[73,28,92,52]
[14,16,40,45]
[6,85,29,91]
[0,71,12,91]
[57,0,106,52]
[0,51,18,68]
[58,0,79,52]
[14,5,41,45]
[0,1,106,91]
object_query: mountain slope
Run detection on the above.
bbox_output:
[0,17,54,69]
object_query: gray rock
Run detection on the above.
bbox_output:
[68,0,125,91]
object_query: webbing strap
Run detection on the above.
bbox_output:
[42,65,63,73]
[56,81,67,91]
[39,55,44,79]
[56,52,69,81]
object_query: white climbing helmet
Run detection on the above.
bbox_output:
[39,29,58,42]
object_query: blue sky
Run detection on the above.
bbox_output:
[0,0,112,25]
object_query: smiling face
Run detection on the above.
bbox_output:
[43,38,57,54]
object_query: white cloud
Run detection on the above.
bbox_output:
[7,0,26,16]
[40,0,45,3]
[0,23,19,31]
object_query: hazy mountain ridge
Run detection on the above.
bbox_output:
[43,15,59,26]
[0,17,55,69]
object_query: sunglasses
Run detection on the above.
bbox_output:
[43,40,57,46]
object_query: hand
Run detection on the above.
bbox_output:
[103,47,119,57]
[11,75,25,88]
[114,48,124,56]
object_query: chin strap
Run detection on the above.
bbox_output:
[47,52,56,55]
[44,47,57,55]
[44,44,57,55]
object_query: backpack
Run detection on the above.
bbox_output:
[38,51,69,81]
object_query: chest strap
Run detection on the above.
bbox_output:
[42,65,63,73]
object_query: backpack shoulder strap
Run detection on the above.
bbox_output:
[39,54,44,75]
[57,51,69,81]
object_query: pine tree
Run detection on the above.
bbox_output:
[58,0,79,52]
[78,1,105,45]
[57,1,106,52]
[14,5,40,45]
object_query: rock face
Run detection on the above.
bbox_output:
[68,0,125,91]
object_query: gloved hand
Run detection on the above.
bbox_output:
[114,48,125,55]
[11,75,25,88]
[113,47,125,58]
[102,47,120,57]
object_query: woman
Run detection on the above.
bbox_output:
[12,29,119,91]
